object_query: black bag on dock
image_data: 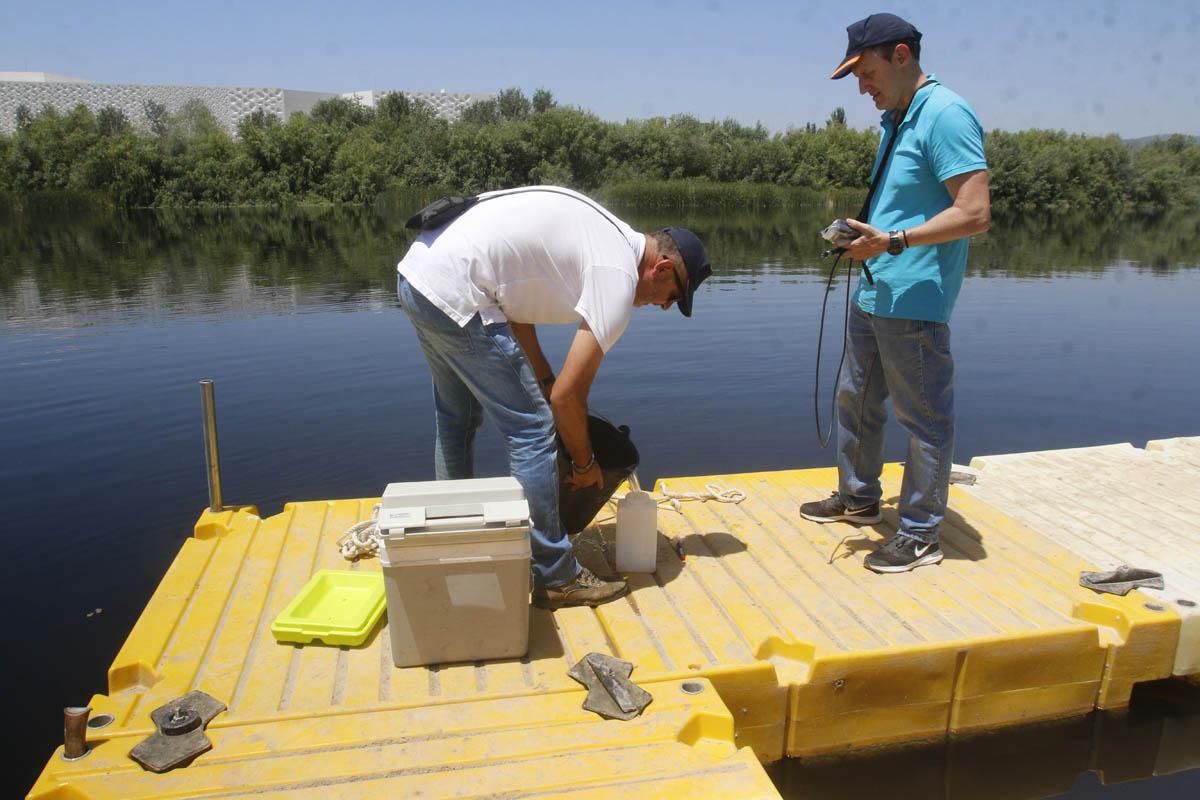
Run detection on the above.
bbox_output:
[558,416,640,535]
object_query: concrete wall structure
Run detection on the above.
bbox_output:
[0,72,493,135]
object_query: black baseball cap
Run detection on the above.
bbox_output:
[660,227,712,317]
[831,13,922,79]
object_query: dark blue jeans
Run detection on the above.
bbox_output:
[396,274,580,587]
[837,304,955,544]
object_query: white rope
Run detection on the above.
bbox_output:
[338,503,382,560]
[611,482,746,514]
[657,481,746,512]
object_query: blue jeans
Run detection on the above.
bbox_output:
[396,274,580,587]
[836,304,954,544]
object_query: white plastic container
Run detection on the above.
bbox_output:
[377,477,531,667]
[615,490,659,573]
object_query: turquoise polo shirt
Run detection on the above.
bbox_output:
[855,76,987,323]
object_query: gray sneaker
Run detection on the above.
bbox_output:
[864,534,944,573]
[799,492,883,524]
[532,567,628,609]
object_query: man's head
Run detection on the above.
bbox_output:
[831,13,923,112]
[636,228,712,316]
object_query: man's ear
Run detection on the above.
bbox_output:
[894,43,912,66]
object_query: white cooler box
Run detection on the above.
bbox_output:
[378,476,531,667]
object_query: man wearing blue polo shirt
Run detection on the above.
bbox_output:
[800,13,991,573]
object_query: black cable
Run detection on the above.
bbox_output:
[814,250,854,449]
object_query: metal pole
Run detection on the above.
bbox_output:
[200,380,223,512]
[62,706,91,760]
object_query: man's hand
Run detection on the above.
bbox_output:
[566,460,603,490]
[843,218,889,261]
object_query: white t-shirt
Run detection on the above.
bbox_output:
[397,187,645,353]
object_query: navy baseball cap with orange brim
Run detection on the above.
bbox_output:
[831,13,922,79]
[660,227,712,317]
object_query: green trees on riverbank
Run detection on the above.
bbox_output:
[1,89,1197,213]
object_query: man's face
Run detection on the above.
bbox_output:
[635,257,686,311]
[851,48,902,111]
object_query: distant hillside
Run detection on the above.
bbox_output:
[1124,134,1200,150]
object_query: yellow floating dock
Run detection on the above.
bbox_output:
[29,443,1194,798]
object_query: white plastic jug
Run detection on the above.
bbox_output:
[615,490,658,572]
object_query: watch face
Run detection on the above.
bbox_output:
[888,234,903,255]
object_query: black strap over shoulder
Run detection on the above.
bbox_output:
[855,128,900,225]
[404,195,480,231]
[855,78,939,224]
[849,131,900,288]
[405,186,629,237]
[850,78,939,286]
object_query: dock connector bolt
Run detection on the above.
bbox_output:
[129,690,227,773]
[63,706,92,760]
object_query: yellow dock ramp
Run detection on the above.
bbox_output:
[28,455,1185,797]
[964,437,1200,675]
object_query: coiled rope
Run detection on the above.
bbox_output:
[337,503,382,560]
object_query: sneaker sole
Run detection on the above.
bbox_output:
[800,510,883,525]
[864,550,944,574]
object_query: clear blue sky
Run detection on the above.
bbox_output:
[3,0,1197,138]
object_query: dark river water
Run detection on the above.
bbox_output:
[2,197,1199,797]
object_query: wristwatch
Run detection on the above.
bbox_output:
[887,230,905,256]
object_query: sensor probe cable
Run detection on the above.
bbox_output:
[814,249,855,449]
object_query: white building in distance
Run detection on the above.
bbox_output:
[0,72,493,135]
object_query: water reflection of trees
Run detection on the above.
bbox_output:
[0,200,421,303]
[1,195,1197,317]
[971,209,1200,276]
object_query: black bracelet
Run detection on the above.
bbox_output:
[902,230,910,248]
[539,374,555,388]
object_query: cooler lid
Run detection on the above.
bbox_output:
[382,476,525,509]
[379,477,528,536]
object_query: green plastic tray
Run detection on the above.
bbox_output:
[271,569,386,646]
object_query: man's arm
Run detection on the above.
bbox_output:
[905,169,991,246]
[844,169,991,260]
[552,322,605,489]
[510,322,555,399]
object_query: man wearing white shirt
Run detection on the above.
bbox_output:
[396,186,712,608]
